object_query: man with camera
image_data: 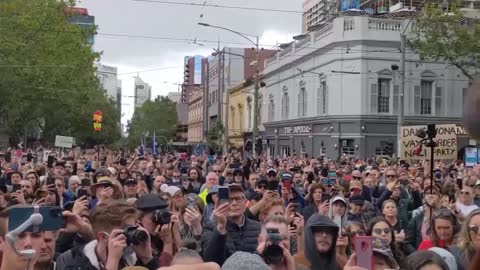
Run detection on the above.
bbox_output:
[135,193,176,267]
[201,184,261,265]
[56,200,159,270]
[223,215,303,270]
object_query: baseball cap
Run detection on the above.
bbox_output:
[135,194,168,211]
[429,247,457,270]
[280,172,293,181]
[266,168,277,175]
[124,178,138,185]
[255,178,268,187]
[228,183,245,194]
[349,195,365,205]
[373,248,399,269]
[233,169,244,176]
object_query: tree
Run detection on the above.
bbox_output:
[410,4,480,80]
[0,0,121,146]
[127,97,177,149]
[207,120,225,153]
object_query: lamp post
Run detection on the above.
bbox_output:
[198,22,260,158]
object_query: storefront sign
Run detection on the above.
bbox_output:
[284,125,312,134]
[400,124,464,160]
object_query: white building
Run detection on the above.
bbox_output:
[134,77,152,108]
[97,64,121,102]
[167,92,181,103]
[261,16,470,158]
[302,0,337,33]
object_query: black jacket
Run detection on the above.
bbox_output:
[56,241,159,270]
[201,214,261,266]
[304,213,340,270]
[376,188,422,229]
[404,212,424,254]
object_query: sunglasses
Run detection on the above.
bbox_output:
[386,175,396,178]
[373,228,391,235]
[352,176,362,180]
[350,230,365,237]
[339,232,349,238]
[461,191,471,195]
[469,225,480,234]
[257,184,266,189]
[213,170,222,173]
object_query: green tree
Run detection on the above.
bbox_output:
[0,0,120,146]
[207,120,224,153]
[127,97,177,149]
[410,4,480,80]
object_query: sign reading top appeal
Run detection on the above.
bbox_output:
[400,124,466,160]
[284,125,312,134]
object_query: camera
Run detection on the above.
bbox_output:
[152,208,171,225]
[262,228,284,265]
[123,225,149,246]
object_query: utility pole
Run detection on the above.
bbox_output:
[252,36,260,158]
[398,33,406,157]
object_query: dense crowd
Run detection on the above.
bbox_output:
[0,149,480,270]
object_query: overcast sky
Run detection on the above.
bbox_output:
[77,0,303,125]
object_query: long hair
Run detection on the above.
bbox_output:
[429,208,460,247]
[366,217,405,267]
[305,183,322,207]
[457,208,480,261]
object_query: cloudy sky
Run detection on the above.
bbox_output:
[77,0,303,125]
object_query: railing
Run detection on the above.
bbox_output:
[296,35,312,49]
[344,18,355,31]
[314,24,333,40]
[279,47,292,59]
[266,57,276,67]
[368,18,402,31]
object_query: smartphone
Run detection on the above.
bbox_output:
[47,155,54,168]
[77,189,88,198]
[81,179,91,187]
[12,184,21,192]
[456,178,463,189]
[229,163,240,169]
[328,172,337,178]
[120,158,127,166]
[354,236,374,270]
[321,193,331,203]
[72,162,77,175]
[267,180,279,191]
[218,187,230,204]
[8,206,64,232]
[46,177,55,186]
[5,152,11,163]
[321,178,335,186]
[400,179,409,186]
[333,215,342,228]
[284,180,292,191]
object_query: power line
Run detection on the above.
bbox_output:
[131,0,304,14]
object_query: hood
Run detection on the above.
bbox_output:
[304,213,339,270]
[328,196,348,222]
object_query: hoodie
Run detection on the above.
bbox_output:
[327,196,349,226]
[304,213,340,270]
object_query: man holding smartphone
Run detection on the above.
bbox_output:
[202,184,261,266]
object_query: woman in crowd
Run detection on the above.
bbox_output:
[259,198,285,222]
[407,250,450,270]
[335,226,350,269]
[448,208,480,270]
[367,217,407,269]
[188,167,204,194]
[382,199,404,233]
[418,208,459,250]
[67,175,81,198]
[117,168,130,185]
[303,183,323,222]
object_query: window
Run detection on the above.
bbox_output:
[420,80,433,115]
[247,97,252,130]
[341,139,355,156]
[258,94,263,125]
[281,146,291,157]
[298,86,307,117]
[282,88,289,120]
[268,95,275,121]
[377,78,391,113]
[320,147,326,156]
[238,104,243,131]
[317,81,327,114]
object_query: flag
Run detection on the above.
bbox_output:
[152,131,158,156]
[139,138,145,157]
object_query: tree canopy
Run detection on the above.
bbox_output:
[410,4,480,80]
[0,0,121,147]
[127,97,177,149]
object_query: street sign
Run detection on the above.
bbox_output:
[55,135,75,149]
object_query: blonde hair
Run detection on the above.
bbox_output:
[457,208,480,254]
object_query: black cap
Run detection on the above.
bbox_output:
[124,178,138,185]
[349,195,365,205]
[280,172,293,181]
[233,169,244,176]
[255,178,268,187]
[135,194,168,211]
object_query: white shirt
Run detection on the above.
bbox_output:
[456,201,478,216]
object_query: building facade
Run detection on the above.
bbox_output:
[262,16,470,159]
[187,88,204,143]
[167,92,181,103]
[302,0,337,33]
[66,7,95,46]
[134,76,151,108]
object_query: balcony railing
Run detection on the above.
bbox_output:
[368,18,402,31]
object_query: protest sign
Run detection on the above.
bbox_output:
[400,124,466,160]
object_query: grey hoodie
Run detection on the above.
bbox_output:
[304,213,340,270]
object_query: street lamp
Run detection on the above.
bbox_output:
[198,22,261,158]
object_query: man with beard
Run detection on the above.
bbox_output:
[405,185,440,254]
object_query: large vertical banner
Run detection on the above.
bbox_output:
[400,124,466,160]
[194,55,203,85]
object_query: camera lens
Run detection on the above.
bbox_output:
[263,244,283,265]
[123,225,148,245]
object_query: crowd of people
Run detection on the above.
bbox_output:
[1,148,480,270]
